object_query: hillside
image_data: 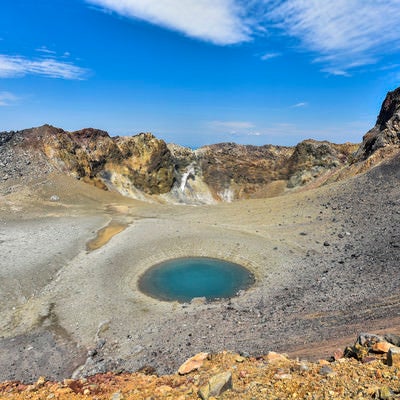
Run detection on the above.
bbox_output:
[0,126,358,204]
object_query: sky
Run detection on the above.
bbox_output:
[0,0,399,148]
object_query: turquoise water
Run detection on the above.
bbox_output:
[138,257,254,302]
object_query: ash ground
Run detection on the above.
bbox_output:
[0,154,399,383]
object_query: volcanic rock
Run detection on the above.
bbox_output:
[0,124,359,202]
[387,347,400,367]
[178,352,208,375]
[356,87,400,160]
[198,371,232,399]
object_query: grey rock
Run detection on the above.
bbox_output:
[387,347,400,367]
[384,334,400,347]
[198,371,232,400]
[319,365,335,376]
[110,392,124,400]
[357,332,383,347]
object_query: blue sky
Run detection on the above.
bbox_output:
[0,0,399,148]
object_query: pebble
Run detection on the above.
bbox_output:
[110,392,124,400]
[319,365,335,377]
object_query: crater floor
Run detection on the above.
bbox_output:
[0,154,399,383]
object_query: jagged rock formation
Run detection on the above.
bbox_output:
[356,86,400,160]
[0,125,175,198]
[286,140,357,188]
[196,143,293,200]
[0,124,357,203]
[0,124,361,203]
[2,86,400,203]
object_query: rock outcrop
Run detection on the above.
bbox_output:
[0,125,357,203]
[0,125,175,197]
[356,87,400,160]
[286,140,358,188]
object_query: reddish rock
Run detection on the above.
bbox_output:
[372,341,393,354]
[178,352,208,375]
[333,349,344,360]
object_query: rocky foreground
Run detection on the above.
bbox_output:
[2,333,400,399]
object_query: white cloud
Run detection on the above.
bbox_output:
[0,55,88,80]
[86,0,251,45]
[35,46,57,55]
[265,0,400,72]
[86,1,400,72]
[292,102,307,108]
[260,52,281,61]
[321,69,351,77]
[0,91,18,106]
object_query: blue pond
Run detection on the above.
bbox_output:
[138,257,255,302]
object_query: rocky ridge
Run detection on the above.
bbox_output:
[2,87,400,204]
[0,128,358,205]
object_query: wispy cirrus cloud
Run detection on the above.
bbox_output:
[266,0,400,73]
[86,0,252,45]
[0,91,18,106]
[35,46,57,55]
[87,1,400,74]
[0,54,88,80]
[292,102,308,108]
[260,52,281,61]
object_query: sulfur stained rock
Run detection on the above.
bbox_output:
[379,386,394,400]
[35,376,46,388]
[345,342,369,361]
[198,371,232,400]
[265,351,289,364]
[9,125,176,196]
